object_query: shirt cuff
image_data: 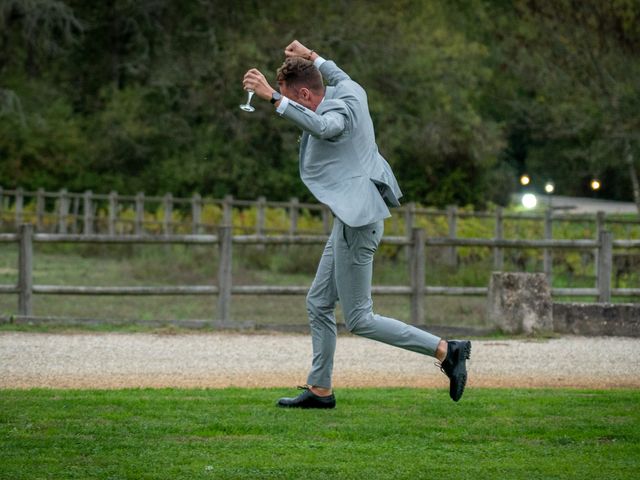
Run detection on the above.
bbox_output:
[275,96,290,115]
[313,55,327,69]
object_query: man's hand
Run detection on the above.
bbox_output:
[242,68,275,101]
[284,40,316,61]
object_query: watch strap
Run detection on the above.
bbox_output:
[270,91,282,105]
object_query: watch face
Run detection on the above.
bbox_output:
[271,92,282,104]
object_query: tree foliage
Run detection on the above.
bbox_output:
[477,0,640,207]
[0,0,638,209]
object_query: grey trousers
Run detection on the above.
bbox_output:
[306,217,442,388]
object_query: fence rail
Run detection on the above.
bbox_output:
[1,224,638,325]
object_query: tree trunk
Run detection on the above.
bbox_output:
[626,141,640,216]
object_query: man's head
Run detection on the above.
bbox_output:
[276,57,325,111]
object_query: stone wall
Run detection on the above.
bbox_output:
[553,303,640,337]
[488,272,640,337]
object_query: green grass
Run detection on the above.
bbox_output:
[0,388,638,479]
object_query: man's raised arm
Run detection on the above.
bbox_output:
[278,98,348,140]
[284,40,350,86]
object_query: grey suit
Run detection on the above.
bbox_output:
[280,60,401,227]
[278,58,441,388]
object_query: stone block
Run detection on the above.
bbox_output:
[488,272,553,334]
[553,303,640,337]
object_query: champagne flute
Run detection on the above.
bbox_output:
[239,89,255,112]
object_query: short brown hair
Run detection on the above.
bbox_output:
[276,57,324,93]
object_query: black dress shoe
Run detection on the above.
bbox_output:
[277,386,336,409]
[437,340,472,402]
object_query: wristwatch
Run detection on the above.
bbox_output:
[270,91,282,105]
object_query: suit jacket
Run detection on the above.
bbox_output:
[279,60,402,227]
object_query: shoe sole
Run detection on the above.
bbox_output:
[464,341,472,360]
[451,341,471,402]
[277,403,336,409]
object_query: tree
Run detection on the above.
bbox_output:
[489,0,640,212]
[3,0,636,212]
[0,0,83,114]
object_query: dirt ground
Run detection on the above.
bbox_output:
[1,332,639,389]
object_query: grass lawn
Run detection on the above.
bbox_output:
[1,388,638,479]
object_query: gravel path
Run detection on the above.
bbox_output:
[1,332,639,389]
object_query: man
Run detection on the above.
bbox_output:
[242,40,471,408]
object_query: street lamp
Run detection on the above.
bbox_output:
[544,181,554,209]
[522,193,537,209]
[544,182,555,194]
[590,179,601,191]
[520,174,531,186]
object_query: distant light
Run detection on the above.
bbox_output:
[544,182,555,194]
[522,193,537,209]
[520,175,531,186]
[591,179,601,191]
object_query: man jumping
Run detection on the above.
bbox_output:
[242,40,471,408]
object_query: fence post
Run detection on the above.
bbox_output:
[595,211,605,274]
[191,193,202,234]
[493,206,504,271]
[410,228,426,325]
[135,192,145,235]
[543,209,553,283]
[404,203,415,234]
[446,205,458,267]
[595,211,606,236]
[15,187,24,228]
[217,225,233,326]
[83,190,93,235]
[405,202,416,261]
[255,196,266,251]
[163,193,173,236]
[58,189,68,234]
[256,196,266,236]
[322,205,331,234]
[36,188,45,231]
[70,194,80,233]
[597,230,612,303]
[18,224,34,316]
[289,197,299,236]
[108,191,118,235]
[223,194,233,227]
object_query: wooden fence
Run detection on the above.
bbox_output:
[0,187,337,236]
[1,224,639,325]
[1,186,639,242]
